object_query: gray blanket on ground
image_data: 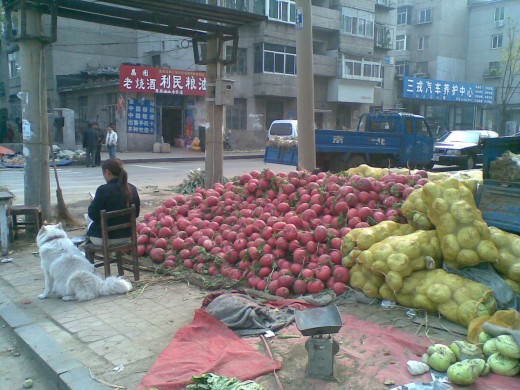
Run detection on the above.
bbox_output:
[482,322,520,346]
[205,293,295,337]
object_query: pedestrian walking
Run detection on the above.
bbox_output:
[94,122,105,166]
[105,123,118,159]
[82,123,98,167]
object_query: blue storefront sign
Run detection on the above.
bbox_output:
[403,76,494,105]
[127,98,156,134]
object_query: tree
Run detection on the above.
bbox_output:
[498,19,520,134]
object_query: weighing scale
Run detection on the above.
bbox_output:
[294,304,343,381]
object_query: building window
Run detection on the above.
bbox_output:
[341,7,374,38]
[254,43,296,75]
[226,98,247,130]
[492,34,503,49]
[78,96,88,122]
[375,24,394,49]
[342,57,382,81]
[418,8,432,24]
[223,0,249,11]
[8,53,19,79]
[418,35,429,50]
[226,46,247,75]
[397,6,411,25]
[395,60,409,77]
[494,6,505,22]
[268,0,295,23]
[396,35,407,51]
[415,61,428,76]
[151,54,161,67]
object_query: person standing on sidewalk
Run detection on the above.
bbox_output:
[94,122,105,166]
[105,123,118,159]
[82,123,98,167]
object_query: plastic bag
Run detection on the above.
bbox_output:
[443,262,518,310]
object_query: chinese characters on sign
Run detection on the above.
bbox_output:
[119,64,207,96]
[127,98,155,134]
[402,76,495,105]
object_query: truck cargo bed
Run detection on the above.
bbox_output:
[477,135,520,233]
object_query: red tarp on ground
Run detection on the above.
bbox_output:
[137,309,282,390]
[251,313,519,390]
[139,303,519,390]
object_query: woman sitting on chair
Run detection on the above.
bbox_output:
[87,159,140,246]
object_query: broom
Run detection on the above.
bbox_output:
[40,48,78,226]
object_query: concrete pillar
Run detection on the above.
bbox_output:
[55,108,76,150]
[296,0,316,172]
[18,8,51,219]
[204,36,224,188]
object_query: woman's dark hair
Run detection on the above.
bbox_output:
[102,159,133,207]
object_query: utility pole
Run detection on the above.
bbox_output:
[3,1,57,220]
[204,35,224,189]
[296,0,316,172]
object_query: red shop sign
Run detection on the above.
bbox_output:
[119,64,207,96]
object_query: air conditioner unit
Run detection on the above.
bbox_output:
[495,20,504,27]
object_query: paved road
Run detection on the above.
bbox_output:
[1,159,291,205]
[1,318,53,390]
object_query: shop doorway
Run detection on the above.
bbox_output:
[161,107,183,145]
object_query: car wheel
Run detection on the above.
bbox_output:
[466,155,475,170]
[346,154,366,169]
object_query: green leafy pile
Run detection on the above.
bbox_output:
[186,373,264,390]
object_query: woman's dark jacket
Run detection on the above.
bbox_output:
[87,178,140,239]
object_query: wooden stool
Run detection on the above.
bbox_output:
[10,205,43,240]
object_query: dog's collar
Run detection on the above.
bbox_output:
[40,235,63,245]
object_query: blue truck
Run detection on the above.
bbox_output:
[476,135,520,233]
[264,112,434,171]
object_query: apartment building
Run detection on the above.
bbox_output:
[466,0,520,135]
[2,1,400,151]
[5,1,517,150]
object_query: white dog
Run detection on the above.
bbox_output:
[36,223,133,302]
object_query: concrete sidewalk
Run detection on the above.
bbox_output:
[0,240,207,390]
[0,147,267,389]
[89,147,264,165]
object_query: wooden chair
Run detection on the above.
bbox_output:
[85,205,139,281]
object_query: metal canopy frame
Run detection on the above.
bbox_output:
[2,0,265,38]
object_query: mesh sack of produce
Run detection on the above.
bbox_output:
[345,164,390,180]
[349,263,385,298]
[421,178,498,269]
[359,230,442,294]
[341,221,416,258]
[489,226,520,282]
[467,309,520,344]
[395,269,497,327]
[400,187,434,230]
[450,171,482,196]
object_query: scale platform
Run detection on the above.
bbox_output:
[295,305,343,381]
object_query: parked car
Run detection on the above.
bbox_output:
[431,130,499,169]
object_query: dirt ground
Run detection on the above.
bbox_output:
[12,186,471,389]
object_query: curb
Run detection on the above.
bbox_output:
[121,153,264,164]
[0,290,109,390]
[61,153,265,166]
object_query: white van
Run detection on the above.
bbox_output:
[268,120,298,141]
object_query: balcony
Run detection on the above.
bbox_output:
[313,53,337,77]
[375,0,396,10]
[311,5,340,32]
[253,73,297,97]
[483,68,501,79]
